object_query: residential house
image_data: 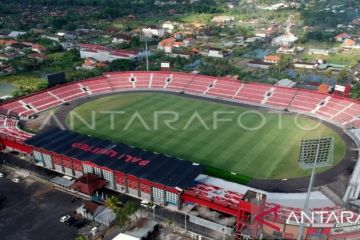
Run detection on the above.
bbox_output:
[264,55,281,64]
[28,53,47,62]
[247,59,272,69]
[183,37,194,46]
[158,38,184,53]
[211,16,235,25]
[0,53,18,61]
[76,201,115,226]
[207,48,232,58]
[0,40,17,46]
[341,39,360,51]
[142,25,165,38]
[26,43,46,53]
[162,21,176,33]
[255,30,269,38]
[61,41,75,50]
[352,18,360,26]
[276,46,297,54]
[112,33,132,44]
[335,33,351,42]
[258,3,288,10]
[293,61,317,69]
[255,27,276,39]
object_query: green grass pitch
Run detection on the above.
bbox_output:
[66,92,346,180]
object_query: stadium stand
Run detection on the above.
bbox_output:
[234,83,272,104]
[3,71,360,239]
[2,71,360,128]
[0,116,33,141]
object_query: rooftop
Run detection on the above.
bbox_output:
[25,128,202,188]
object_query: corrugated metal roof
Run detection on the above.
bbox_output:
[25,128,202,188]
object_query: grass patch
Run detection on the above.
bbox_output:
[66,92,346,180]
[205,166,252,185]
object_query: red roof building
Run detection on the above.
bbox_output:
[71,173,107,195]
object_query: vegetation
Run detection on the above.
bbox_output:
[0,75,47,97]
[199,57,239,77]
[108,59,136,72]
[104,196,139,228]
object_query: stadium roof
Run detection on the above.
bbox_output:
[24,128,203,188]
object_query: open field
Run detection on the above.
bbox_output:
[66,92,346,180]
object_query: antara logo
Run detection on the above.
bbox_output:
[254,205,360,231]
[72,142,150,166]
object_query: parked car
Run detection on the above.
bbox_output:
[65,217,76,226]
[11,177,21,183]
[90,226,100,235]
[73,219,88,229]
[59,215,71,223]
[141,200,155,209]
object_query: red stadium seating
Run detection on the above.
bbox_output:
[132,72,150,88]
[234,84,271,104]
[207,80,242,98]
[0,116,33,141]
[2,71,360,143]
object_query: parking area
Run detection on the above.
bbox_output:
[0,168,83,240]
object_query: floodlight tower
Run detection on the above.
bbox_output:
[296,137,334,240]
[140,32,151,71]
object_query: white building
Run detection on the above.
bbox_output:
[142,25,165,38]
[272,34,298,47]
[79,44,137,62]
[207,48,231,58]
[162,21,176,33]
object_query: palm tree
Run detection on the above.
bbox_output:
[105,196,121,212]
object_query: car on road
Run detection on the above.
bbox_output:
[59,215,71,223]
[11,177,21,183]
[0,173,5,178]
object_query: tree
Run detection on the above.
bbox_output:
[105,196,121,212]
[108,59,136,72]
[114,201,139,228]
[124,201,139,224]
[337,69,349,84]
[115,209,129,227]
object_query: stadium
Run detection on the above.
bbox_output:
[1,71,360,239]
